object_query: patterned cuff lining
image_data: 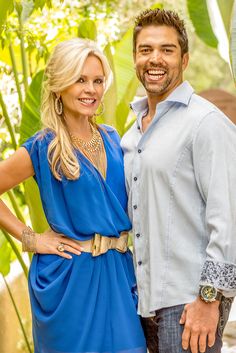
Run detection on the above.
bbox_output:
[200,260,236,290]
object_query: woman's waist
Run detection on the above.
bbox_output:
[73,231,129,257]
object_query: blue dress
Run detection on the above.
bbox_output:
[22,125,146,353]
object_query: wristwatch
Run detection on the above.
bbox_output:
[199,285,223,303]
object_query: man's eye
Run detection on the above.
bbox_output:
[164,49,173,53]
[141,49,150,53]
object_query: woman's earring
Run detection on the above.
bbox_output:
[94,102,104,117]
[54,96,63,115]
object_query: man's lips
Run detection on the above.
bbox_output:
[145,69,167,82]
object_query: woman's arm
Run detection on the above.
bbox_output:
[0,147,83,258]
[0,147,34,239]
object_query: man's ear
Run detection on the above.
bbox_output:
[182,52,189,71]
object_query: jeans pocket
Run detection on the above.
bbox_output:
[217,297,234,337]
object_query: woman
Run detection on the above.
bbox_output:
[0,38,146,353]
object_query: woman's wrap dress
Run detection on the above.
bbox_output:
[22,125,146,353]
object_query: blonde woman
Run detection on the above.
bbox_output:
[0,38,146,353]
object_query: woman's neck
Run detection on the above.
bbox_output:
[65,113,93,140]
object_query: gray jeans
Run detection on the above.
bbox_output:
[141,297,233,353]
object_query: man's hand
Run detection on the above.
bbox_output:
[179,297,220,353]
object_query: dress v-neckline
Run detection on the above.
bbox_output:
[76,128,108,181]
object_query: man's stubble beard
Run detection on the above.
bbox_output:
[138,72,172,95]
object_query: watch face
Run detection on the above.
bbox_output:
[201,285,217,302]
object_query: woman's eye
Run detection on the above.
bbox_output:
[95,79,104,84]
[77,78,84,83]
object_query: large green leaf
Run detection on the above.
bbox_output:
[113,28,136,104]
[115,75,139,136]
[19,70,48,232]
[101,43,117,125]
[230,1,236,84]
[0,232,12,276]
[24,178,48,232]
[0,43,22,68]
[78,19,97,40]
[187,0,218,48]
[0,0,14,34]
[217,0,234,37]
[19,70,43,145]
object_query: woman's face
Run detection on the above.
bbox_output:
[60,55,105,119]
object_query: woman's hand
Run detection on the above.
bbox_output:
[35,229,84,259]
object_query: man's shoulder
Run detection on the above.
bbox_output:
[189,93,220,115]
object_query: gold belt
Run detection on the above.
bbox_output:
[75,232,129,257]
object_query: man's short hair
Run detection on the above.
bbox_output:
[133,8,189,56]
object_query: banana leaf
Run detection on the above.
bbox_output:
[187,0,218,48]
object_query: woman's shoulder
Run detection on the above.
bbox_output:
[99,124,120,143]
[21,128,55,151]
[99,124,117,134]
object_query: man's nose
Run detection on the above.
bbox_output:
[149,50,162,64]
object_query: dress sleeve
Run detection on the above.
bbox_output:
[21,133,42,182]
[192,111,236,297]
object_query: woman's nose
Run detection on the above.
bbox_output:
[84,81,96,93]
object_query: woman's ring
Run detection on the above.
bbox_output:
[57,243,65,252]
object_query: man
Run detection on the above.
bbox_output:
[121,8,236,353]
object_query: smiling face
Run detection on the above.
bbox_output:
[59,54,105,119]
[134,25,189,102]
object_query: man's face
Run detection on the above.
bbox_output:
[134,25,189,101]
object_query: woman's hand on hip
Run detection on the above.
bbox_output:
[35,229,84,259]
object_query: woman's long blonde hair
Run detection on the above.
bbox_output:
[41,38,113,181]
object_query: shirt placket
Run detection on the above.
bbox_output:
[130,120,147,310]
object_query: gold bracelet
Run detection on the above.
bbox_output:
[21,227,37,253]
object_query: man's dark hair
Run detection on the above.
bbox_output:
[133,8,189,56]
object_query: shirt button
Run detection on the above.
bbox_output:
[137,126,140,130]
[136,233,140,238]
[138,149,142,153]
[133,177,137,181]
[133,205,137,210]
[138,261,142,266]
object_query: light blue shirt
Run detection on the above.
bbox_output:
[121,81,236,317]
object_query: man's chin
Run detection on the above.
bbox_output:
[145,86,167,95]
[143,80,170,95]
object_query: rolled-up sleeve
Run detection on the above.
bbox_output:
[192,111,236,296]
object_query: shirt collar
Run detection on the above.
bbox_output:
[130,81,194,116]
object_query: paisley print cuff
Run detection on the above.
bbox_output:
[200,260,236,290]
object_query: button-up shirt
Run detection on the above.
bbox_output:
[121,81,236,317]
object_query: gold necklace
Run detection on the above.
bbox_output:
[70,124,102,153]
[70,124,107,179]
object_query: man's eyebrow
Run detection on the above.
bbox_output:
[137,43,178,49]
[161,44,177,48]
[137,44,152,49]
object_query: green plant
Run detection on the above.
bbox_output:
[187,0,236,85]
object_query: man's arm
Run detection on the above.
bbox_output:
[181,111,236,353]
